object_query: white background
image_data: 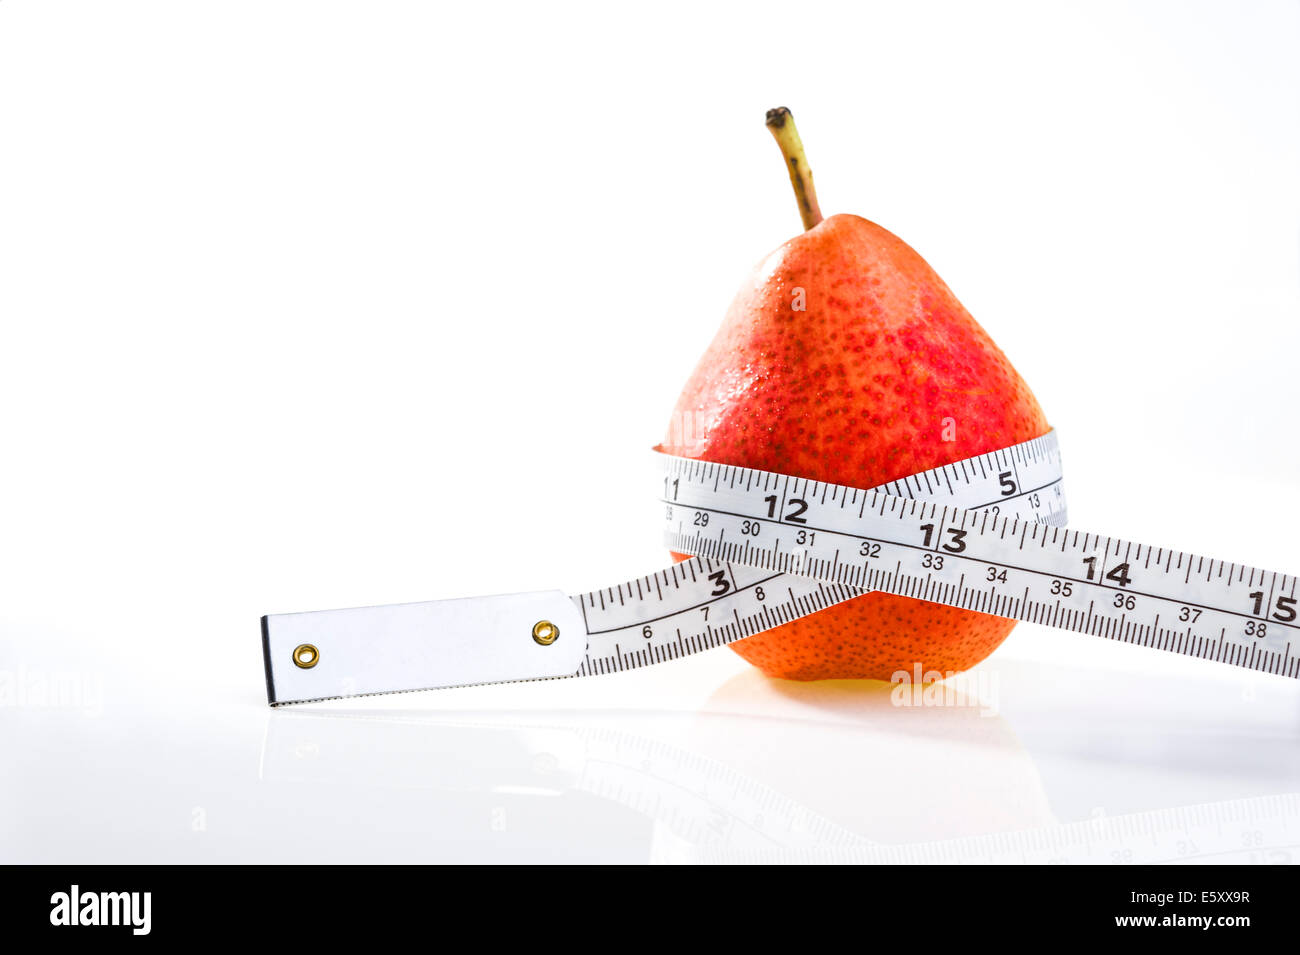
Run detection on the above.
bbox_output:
[2,1,1298,862]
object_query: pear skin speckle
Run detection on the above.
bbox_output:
[664,214,1050,681]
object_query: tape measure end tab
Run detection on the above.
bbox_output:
[260,589,585,705]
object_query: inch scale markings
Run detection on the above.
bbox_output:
[655,444,1298,680]
[260,429,1299,705]
[576,432,1065,683]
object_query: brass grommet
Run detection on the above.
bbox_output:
[292,643,320,669]
[531,620,559,646]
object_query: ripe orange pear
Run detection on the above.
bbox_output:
[662,108,1050,681]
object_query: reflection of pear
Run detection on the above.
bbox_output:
[692,669,1056,843]
[262,708,875,858]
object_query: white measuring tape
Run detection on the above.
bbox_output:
[261,429,1299,705]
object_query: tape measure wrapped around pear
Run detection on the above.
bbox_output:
[262,109,1297,708]
[661,107,1051,681]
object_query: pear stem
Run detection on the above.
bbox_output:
[765,107,823,231]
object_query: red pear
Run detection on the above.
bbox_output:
[663,108,1050,681]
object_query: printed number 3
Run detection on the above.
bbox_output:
[920,524,967,553]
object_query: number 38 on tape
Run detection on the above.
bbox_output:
[261,430,1299,705]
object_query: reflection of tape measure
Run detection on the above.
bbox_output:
[261,429,1299,705]
[262,712,1299,865]
[699,793,1300,865]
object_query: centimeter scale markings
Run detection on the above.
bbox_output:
[647,449,1297,681]
[575,431,1066,677]
[262,430,1300,704]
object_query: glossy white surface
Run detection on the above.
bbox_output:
[1,2,1298,863]
[4,613,1300,863]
